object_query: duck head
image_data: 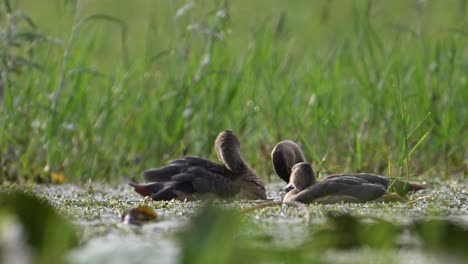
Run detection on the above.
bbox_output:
[290,162,316,191]
[215,130,246,173]
[271,140,307,191]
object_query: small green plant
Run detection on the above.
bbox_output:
[0,0,61,181]
[392,75,431,181]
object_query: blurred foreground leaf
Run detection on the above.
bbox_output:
[0,190,78,264]
[179,203,247,264]
[413,218,468,256]
[305,213,399,249]
[179,203,320,264]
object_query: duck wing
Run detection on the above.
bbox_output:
[324,173,389,187]
[170,166,239,198]
[324,174,425,196]
[142,156,227,182]
[149,181,197,201]
[289,178,387,204]
[147,167,238,201]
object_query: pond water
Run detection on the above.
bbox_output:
[28,181,468,264]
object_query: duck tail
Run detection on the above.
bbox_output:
[129,182,164,197]
[409,183,425,191]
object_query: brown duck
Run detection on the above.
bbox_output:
[129,130,267,201]
[272,140,425,203]
[284,162,406,203]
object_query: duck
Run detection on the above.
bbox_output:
[129,130,267,201]
[272,140,425,202]
[283,162,404,203]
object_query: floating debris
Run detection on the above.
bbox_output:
[50,171,66,184]
[121,206,158,225]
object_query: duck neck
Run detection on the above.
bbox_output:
[219,148,248,173]
[291,163,316,191]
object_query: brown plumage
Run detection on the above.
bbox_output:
[129,130,267,201]
[284,162,390,203]
[272,140,425,203]
[271,140,306,183]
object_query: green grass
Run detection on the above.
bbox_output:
[0,0,466,182]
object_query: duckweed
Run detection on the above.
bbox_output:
[2,180,465,263]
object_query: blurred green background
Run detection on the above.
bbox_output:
[0,0,466,182]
